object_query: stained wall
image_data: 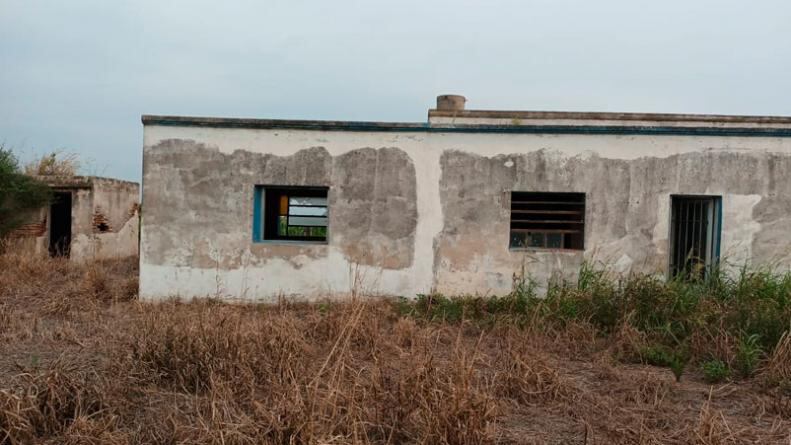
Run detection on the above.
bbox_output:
[140,122,791,300]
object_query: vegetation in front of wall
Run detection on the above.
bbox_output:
[1,251,790,443]
[0,146,51,237]
[401,262,791,384]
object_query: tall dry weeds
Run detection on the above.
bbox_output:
[0,252,790,443]
[764,330,791,388]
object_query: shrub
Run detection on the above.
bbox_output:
[701,359,730,383]
[404,262,790,386]
[0,146,51,237]
[639,344,688,381]
[735,333,763,378]
[23,151,80,177]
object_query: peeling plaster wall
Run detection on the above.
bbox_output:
[70,178,140,261]
[9,179,140,262]
[435,150,791,295]
[5,207,49,254]
[140,126,791,300]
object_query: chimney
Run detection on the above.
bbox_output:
[436,94,466,111]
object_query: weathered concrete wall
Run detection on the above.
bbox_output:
[6,177,140,261]
[434,149,791,294]
[5,207,49,254]
[140,125,791,300]
[70,178,140,261]
[141,139,419,298]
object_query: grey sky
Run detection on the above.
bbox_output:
[2,0,790,181]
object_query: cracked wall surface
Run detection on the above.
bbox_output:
[10,178,140,261]
[142,140,417,272]
[435,150,791,294]
[70,178,140,261]
[140,126,791,300]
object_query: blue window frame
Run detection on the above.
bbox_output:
[253,186,329,242]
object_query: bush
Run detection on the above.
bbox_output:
[0,146,51,237]
[639,344,688,381]
[701,359,730,383]
[23,151,80,177]
[735,333,763,378]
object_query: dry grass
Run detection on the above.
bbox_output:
[23,151,80,177]
[765,331,791,387]
[0,254,789,444]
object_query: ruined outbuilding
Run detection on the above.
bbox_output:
[11,176,140,261]
[140,96,791,300]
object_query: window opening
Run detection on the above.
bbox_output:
[509,192,585,250]
[255,186,328,242]
[669,195,721,279]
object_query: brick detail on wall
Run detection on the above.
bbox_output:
[93,208,112,233]
[9,217,47,238]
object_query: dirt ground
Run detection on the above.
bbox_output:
[0,255,789,444]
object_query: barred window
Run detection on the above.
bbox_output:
[669,195,721,279]
[509,192,585,250]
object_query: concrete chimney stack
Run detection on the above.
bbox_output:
[436,94,466,111]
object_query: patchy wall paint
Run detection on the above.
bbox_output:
[434,150,791,294]
[70,178,141,261]
[10,177,140,261]
[140,119,791,301]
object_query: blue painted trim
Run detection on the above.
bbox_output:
[252,186,263,242]
[143,116,791,137]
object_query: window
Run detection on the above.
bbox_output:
[509,192,585,250]
[669,195,721,279]
[254,186,328,242]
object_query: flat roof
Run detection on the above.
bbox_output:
[32,175,139,189]
[142,108,791,137]
[428,109,791,124]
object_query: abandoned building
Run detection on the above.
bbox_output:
[11,176,140,261]
[140,95,791,300]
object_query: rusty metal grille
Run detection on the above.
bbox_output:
[509,192,585,250]
[669,196,721,279]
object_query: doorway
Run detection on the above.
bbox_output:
[669,195,721,279]
[49,192,72,257]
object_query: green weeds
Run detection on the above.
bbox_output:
[701,359,730,383]
[401,262,791,383]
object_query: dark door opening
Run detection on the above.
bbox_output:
[49,192,72,257]
[669,195,721,279]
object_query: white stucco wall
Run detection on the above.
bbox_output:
[140,124,791,301]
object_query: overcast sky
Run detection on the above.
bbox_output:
[2,0,790,181]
